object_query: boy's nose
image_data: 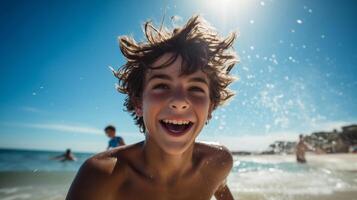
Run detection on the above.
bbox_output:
[169,87,190,111]
[169,97,189,111]
[170,103,188,110]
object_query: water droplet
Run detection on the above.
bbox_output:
[296,19,303,24]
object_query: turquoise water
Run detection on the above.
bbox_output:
[232,160,310,173]
[0,149,92,172]
[1,149,357,200]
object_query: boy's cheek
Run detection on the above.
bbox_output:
[189,96,211,107]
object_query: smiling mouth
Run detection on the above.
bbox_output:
[159,120,194,136]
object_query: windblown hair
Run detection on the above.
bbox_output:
[113,15,238,133]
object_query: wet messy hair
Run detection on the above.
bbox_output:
[113,15,238,133]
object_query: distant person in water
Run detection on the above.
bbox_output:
[104,125,125,150]
[52,149,76,162]
[296,134,308,163]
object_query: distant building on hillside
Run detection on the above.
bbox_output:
[262,124,357,154]
[304,124,357,153]
[263,141,296,154]
[341,125,357,153]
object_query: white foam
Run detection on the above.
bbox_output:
[229,156,357,196]
[228,170,347,195]
[2,193,31,200]
[0,188,18,194]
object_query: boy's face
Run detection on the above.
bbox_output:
[105,129,115,138]
[137,53,213,155]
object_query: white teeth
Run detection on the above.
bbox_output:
[162,119,190,125]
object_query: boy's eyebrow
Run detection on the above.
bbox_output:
[147,74,172,83]
[147,73,208,86]
[188,76,209,86]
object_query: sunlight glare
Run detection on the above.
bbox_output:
[206,0,254,18]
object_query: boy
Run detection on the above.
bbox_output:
[66,15,238,200]
[105,125,125,150]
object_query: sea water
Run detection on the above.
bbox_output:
[0,149,91,200]
[1,149,357,200]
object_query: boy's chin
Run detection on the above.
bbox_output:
[160,141,193,155]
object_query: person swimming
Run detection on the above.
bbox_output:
[52,148,76,162]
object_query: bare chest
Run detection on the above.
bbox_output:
[113,174,217,200]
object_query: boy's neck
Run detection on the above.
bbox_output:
[141,139,194,184]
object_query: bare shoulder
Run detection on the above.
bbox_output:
[66,142,143,200]
[194,142,233,177]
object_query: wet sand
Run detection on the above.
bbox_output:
[234,191,357,200]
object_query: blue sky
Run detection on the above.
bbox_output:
[1,0,356,152]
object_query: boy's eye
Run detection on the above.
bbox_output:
[153,83,169,90]
[189,86,205,93]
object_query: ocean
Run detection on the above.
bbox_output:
[0,149,356,200]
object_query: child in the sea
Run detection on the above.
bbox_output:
[66,15,238,200]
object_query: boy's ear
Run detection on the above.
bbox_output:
[135,107,143,117]
[133,97,143,117]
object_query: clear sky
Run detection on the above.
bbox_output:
[1,0,356,152]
